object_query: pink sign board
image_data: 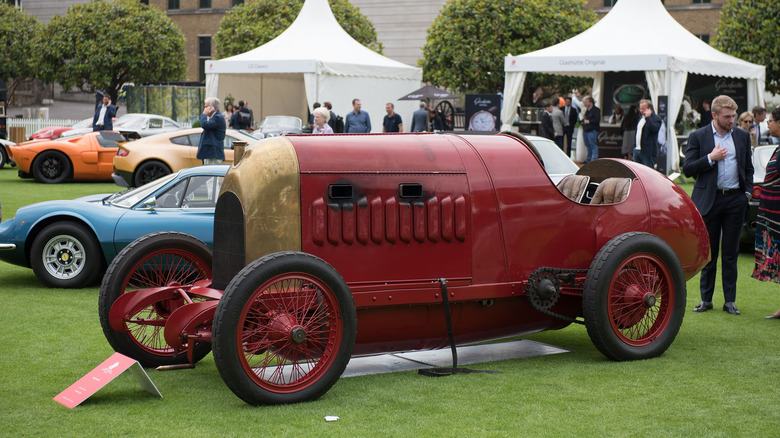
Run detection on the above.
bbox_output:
[53,352,162,409]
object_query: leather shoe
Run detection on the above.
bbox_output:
[723,302,741,315]
[693,301,713,312]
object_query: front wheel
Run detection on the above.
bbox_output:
[30,222,104,288]
[582,232,686,361]
[32,150,71,183]
[98,232,213,367]
[212,252,356,405]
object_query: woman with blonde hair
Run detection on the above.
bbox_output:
[312,107,333,134]
[737,111,757,146]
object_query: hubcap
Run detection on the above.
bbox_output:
[290,326,306,344]
[42,234,85,280]
[643,292,657,308]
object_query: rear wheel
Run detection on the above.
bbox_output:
[32,150,71,183]
[133,160,171,187]
[98,232,213,367]
[583,232,686,361]
[212,252,356,405]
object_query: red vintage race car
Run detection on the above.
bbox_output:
[99,132,709,406]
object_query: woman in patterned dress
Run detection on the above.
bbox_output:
[752,106,780,319]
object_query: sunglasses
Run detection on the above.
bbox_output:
[741,120,753,124]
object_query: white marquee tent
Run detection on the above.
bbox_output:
[502,0,766,170]
[205,0,422,131]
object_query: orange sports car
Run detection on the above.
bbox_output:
[8,131,125,183]
[112,128,259,187]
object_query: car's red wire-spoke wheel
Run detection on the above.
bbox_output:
[583,232,686,361]
[237,273,342,393]
[99,232,214,367]
[212,252,355,405]
[120,248,212,355]
[607,253,673,346]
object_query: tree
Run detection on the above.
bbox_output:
[419,0,596,96]
[215,0,382,59]
[0,4,41,92]
[713,0,780,95]
[39,0,186,103]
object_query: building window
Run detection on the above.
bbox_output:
[232,0,244,5]
[603,0,617,6]
[692,0,710,3]
[200,0,211,8]
[168,0,179,10]
[140,0,148,4]
[696,34,710,43]
[198,36,211,83]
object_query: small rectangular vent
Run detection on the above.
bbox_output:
[329,184,353,199]
[399,183,423,198]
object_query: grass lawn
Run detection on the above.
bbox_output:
[0,166,778,437]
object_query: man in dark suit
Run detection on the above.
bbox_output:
[540,101,555,140]
[92,93,117,131]
[197,97,226,165]
[683,95,753,315]
[634,99,662,168]
[562,96,578,156]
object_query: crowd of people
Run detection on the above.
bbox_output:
[535,90,780,319]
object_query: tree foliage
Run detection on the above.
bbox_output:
[713,0,780,95]
[39,0,186,103]
[0,4,41,82]
[420,0,596,96]
[215,0,382,59]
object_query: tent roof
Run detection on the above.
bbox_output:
[504,0,764,80]
[205,0,420,79]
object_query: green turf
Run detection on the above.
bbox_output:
[0,167,778,437]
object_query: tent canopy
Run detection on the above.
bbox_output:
[501,0,766,170]
[205,0,422,130]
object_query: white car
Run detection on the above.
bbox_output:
[61,113,185,138]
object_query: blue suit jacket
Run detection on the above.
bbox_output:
[197,112,227,160]
[93,104,117,131]
[683,124,753,215]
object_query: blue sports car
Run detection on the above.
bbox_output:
[0,165,227,288]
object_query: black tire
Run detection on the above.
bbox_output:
[212,251,356,405]
[30,222,104,288]
[0,147,8,168]
[32,150,71,183]
[133,160,171,187]
[98,232,213,367]
[583,232,686,361]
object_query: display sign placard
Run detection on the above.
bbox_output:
[465,94,501,131]
[53,352,162,408]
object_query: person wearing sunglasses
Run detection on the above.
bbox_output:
[737,111,757,146]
